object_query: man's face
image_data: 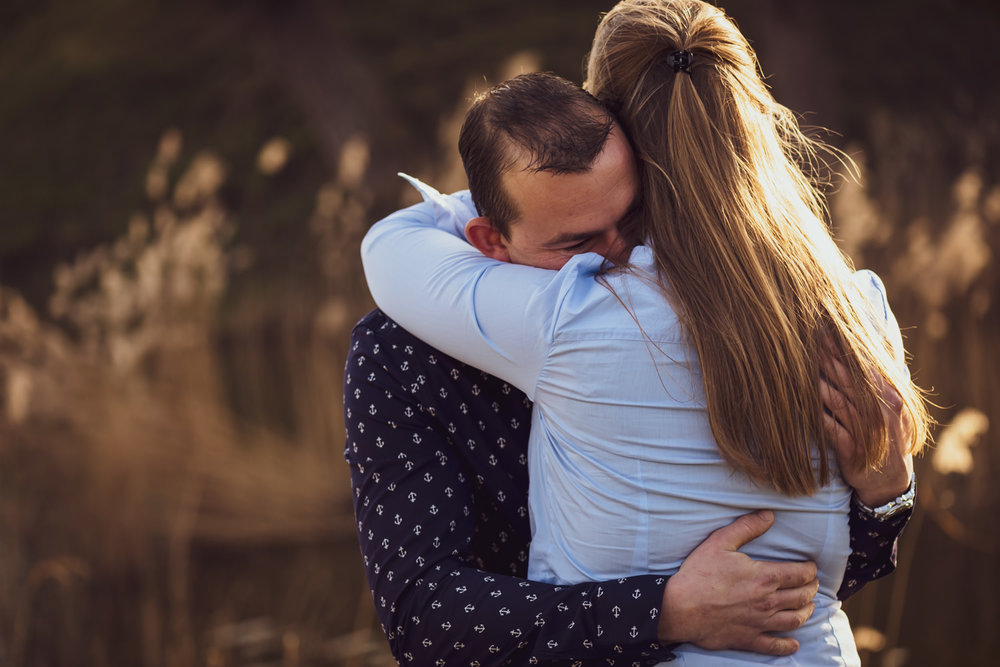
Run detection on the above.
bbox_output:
[500,124,639,270]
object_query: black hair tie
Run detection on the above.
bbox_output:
[666,49,693,74]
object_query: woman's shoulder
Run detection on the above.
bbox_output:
[848,269,890,323]
[552,245,685,342]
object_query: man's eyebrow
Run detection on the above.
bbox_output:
[622,196,642,219]
[542,232,588,248]
[542,229,602,248]
[615,197,642,228]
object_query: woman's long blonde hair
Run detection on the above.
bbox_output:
[585,0,929,494]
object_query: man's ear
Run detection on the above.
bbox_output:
[464,217,511,262]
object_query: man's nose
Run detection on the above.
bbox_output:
[601,231,629,265]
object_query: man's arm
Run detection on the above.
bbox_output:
[821,344,916,600]
[345,310,671,665]
[838,501,911,598]
[820,270,918,599]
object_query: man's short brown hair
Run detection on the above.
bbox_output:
[458,72,614,238]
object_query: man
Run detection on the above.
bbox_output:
[346,73,914,665]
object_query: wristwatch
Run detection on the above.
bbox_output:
[857,473,916,520]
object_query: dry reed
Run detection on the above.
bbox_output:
[0,131,386,666]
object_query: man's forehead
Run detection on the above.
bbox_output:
[507,186,637,247]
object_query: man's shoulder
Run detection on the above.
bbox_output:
[350,308,445,363]
[348,309,479,398]
[348,308,530,414]
[351,308,402,342]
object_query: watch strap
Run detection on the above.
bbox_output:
[857,473,916,520]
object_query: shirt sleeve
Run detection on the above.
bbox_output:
[850,269,909,375]
[838,501,911,599]
[361,183,604,401]
[344,311,675,665]
[396,173,477,240]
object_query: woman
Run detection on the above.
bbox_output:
[362,1,929,663]
[583,0,925,500]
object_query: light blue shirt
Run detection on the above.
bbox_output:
[362,176,904,665]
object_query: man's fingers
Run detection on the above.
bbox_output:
[823,410,857,465]
[821,409,850,446]
[820,377,861,436]
[761,559,818,591]
[706,510,775,551]
[818,335,850,382]
[819,351,850,384]
[767,580,819,614]
[748,635,799,657]
[818,370,850,410]
[766,603,816,633]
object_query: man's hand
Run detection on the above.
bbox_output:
[820,347,913,507]
[658,511,818,656]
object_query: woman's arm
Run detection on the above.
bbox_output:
[362,181,600,399]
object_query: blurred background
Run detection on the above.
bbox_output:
[0,0,996,665]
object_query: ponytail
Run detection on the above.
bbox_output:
[586,0,929,494]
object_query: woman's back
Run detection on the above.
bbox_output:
[524,244,858,664]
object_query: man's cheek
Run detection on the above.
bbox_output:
[548,256,574,271]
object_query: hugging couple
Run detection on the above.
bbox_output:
[348,1,928,664]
